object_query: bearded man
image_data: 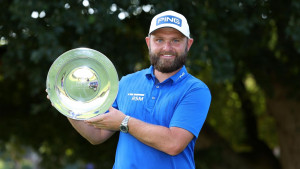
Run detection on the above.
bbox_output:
[67,10,211,169]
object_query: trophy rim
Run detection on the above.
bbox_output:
[46,47,119,120]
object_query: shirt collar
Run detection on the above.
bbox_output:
[145,65,155,80]
[145,65,188,84]
[170,65,188,84]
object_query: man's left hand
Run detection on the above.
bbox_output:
[85,107,126,131]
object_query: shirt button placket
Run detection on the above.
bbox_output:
[153,85,160,100]
[148,84,160,108]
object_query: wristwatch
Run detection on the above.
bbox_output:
[120,115,130,133]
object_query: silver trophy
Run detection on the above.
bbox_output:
[46,48,119,120]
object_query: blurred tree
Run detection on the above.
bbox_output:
[0,0,299,169]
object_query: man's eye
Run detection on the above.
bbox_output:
[173,39,180,43]
[156,39,163,43]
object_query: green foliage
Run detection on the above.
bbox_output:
[1,0,299,168]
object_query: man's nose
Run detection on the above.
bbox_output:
[162,41,172,51]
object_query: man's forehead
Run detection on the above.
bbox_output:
[150,27,186,38]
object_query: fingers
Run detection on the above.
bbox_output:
[45,89,53,106]
[45,89,50,100]
[85,119,102,129]
[85,114,105,123]
[108,107,115,112]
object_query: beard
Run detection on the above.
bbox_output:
[149,47,188,73]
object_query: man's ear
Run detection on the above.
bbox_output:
[145,36,150,49]
[187,38,194,51]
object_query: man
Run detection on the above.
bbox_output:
[67,10,211,169]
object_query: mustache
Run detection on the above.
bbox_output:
[158,51,176,56]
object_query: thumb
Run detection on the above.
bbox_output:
[109,107,116,112]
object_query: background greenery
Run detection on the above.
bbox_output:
[0,0,299,169]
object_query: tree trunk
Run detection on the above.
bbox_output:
[233,79,281,169]
[196,123,281,169]
[267,84,300,169]
[196,124,254,169]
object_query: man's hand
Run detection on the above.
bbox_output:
[85,107,126,131]
[45,89,54,107]
[45,89,49,99]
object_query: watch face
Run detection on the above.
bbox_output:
[120,125,128,132]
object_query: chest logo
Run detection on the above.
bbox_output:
[128,93,144,101]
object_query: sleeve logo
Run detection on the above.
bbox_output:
[156,15,182,27]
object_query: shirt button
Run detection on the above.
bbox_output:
[152,97,155,100]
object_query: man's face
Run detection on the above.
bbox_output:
[145,28,193,73]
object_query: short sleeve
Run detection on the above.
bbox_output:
[169,87,211,138]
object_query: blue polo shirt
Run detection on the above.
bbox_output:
[112,66,211,169]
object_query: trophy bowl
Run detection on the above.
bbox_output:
[46,48,119,120]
